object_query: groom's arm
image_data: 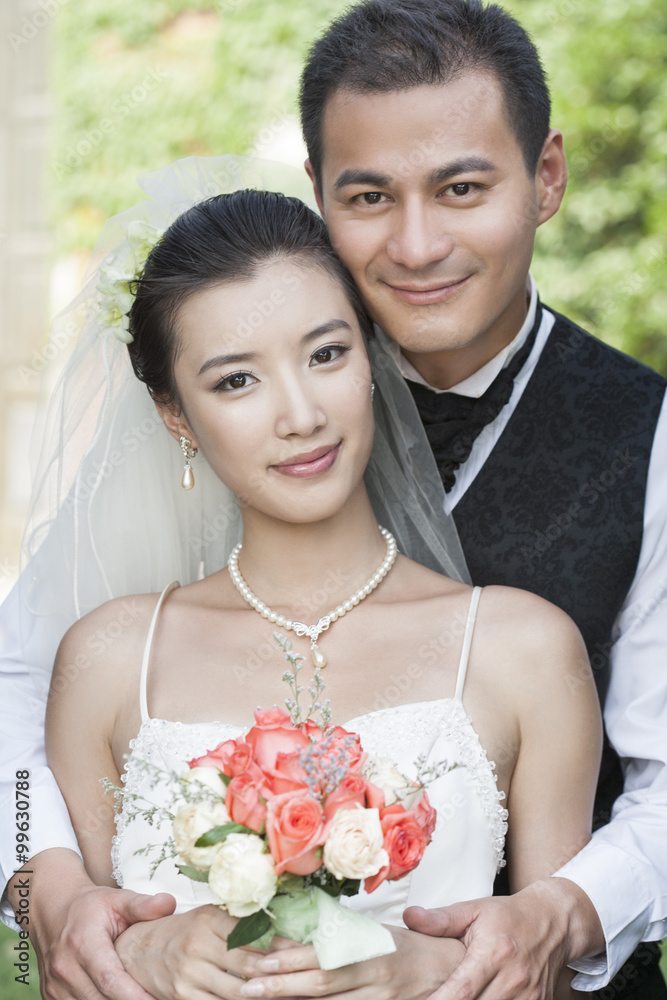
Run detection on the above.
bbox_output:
[552,394,667,989]
[0,581,83,929]
[1,580,174,1000]
[405,397,667,999]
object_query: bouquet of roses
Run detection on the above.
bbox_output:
[109,637,448,970]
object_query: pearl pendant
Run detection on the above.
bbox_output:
[311,643,327,669]
[181,464,195,490]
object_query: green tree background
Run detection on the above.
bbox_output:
[46,0,667,372]
[1,0,665,996]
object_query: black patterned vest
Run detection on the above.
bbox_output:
[407,309,667,997]
[449,309,665,831]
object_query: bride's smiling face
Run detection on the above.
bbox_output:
[163,258,374,524]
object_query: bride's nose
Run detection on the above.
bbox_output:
[274,375,326,439]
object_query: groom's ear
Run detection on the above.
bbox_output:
[305,159,326,219]
[155,400,198,450]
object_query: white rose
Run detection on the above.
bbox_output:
[323,806,388,880]
[364,756,416,806]
[173,800,231,871]
[185,766,228,797]
[208,833,277,917]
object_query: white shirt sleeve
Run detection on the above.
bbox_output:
[554,391,667,991]
[0,580,81,931]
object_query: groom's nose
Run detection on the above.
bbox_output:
[385,198,455,271]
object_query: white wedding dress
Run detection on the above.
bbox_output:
[112,584,508,926]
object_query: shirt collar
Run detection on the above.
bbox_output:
[387,274,538,398]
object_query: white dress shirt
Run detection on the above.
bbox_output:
[1,280,666,991]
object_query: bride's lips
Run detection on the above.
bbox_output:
[271,443,342,478]
[384,275,471,305]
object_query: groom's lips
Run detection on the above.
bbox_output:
[384,275,471,305]
[271,443,342,478]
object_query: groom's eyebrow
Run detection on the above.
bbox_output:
[427,157,496,183]
[333,157,496,190]
[334,169,391,190]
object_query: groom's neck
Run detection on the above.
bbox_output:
[400,288,530,391]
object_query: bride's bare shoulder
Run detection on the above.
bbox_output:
[53,574,230,675]
[52,592,165,694]
[478,584,581,639]
[474,585,591,691]
[386,554,471,601]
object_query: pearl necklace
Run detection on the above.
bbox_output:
[227,526,398,669]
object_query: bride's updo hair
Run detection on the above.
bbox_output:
[128,190,372,406]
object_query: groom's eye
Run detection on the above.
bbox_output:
[448,182,473,196]
[359,192,385,205]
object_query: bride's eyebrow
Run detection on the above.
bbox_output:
[302,319,352,343]
[197,320,353,376]
[198,351,257,376]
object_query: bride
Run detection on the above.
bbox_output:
[43,176,600,1000]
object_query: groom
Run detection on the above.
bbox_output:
[295,2,667,999]
[296,3,667,999]
[2,2,665,1000]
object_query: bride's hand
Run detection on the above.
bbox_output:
[115,904,288,1000]
[239,925,467,1000]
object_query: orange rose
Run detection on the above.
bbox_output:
[323,772,368,822]
[226,771,269,833]
[410,790,437,838]
[189,737,256,778]
[315,726,365,772]
[364,805,428,893]
[269,750,310,795]
[266,788,325,875]
[246,708,310,772]
[188,741,231,772]
[364,780,386,810]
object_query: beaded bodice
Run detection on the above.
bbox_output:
[111,584,508,924]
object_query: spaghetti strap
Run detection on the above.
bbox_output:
[454,586,482,703]
[139,581,180,723]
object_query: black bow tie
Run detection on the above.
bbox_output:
[407,302,542,492]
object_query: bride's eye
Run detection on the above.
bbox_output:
[310,344,351,366]
[214,371,258,392]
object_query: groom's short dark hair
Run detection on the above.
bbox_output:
[299,0,551,187]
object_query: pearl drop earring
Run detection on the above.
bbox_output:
[179,436,198,490]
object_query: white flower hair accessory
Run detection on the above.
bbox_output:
[96,219,164,344]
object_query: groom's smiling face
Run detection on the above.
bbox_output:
[309,71,565,388]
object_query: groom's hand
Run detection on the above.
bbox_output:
[7,848,175,1000]
[403,877,604,1000]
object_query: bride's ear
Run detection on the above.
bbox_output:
[155,400,198,450]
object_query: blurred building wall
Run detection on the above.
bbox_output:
[0,0,52,600]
